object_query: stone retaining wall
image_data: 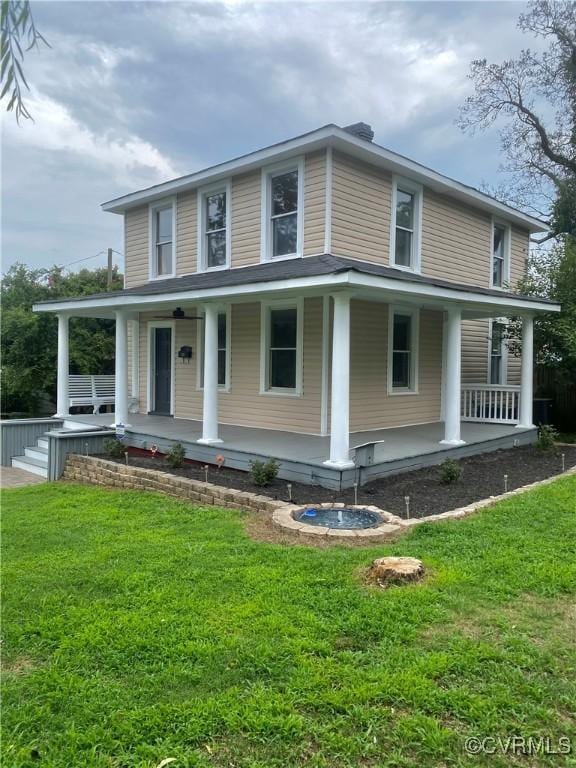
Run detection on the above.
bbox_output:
[62,455,289,515]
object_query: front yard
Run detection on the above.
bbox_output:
[2,478,576,767]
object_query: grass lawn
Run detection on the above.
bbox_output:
[2,478,576,768]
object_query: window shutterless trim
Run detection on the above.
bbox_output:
[260,157,305,263]
[196,304,231,392]
[259,297,304,396]
[197,180,232,273]
[490,218,511,290]
[387,305,420,395]
[148,197,177,280]
[389,175,422,274]
[487,317,508,385]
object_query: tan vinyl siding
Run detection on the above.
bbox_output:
[461,318,522,386]
[509,227,529,287]
[176,190,197,275]
[350,301,442,431]
[124,206,149,287]
[303,150,326,255]
[331,151,391,262]
[421,190,492,286]
[231,171,261,268]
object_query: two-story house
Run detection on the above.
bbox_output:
[31,122,560,487]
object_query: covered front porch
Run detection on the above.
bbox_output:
[63,411,537,489]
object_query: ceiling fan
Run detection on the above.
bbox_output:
[151,307,204,321]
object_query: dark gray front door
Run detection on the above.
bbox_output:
[153,327,172,414]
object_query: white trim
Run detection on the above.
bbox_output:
[196,180,232,273]
[487,317,508,386]
[387,305,420,395]
[324,147,333,253]
[33,270,560,316]
[146,320,176,415]
[440,313,447,421]
[389,175,422,273]
[196,304,231,392]
[102,126,546,233]
[320,295,330,435]
[259,297,304,396]
[130,319,140,399]
[148,197,177,280]
[490,218,511,289]
[260,156,305,262]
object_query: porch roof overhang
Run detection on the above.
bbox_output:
[32,254,560,318]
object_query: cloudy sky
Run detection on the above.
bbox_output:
[2,0,533,275]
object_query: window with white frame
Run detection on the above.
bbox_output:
[261,302,302,393]
[492,223,509,288]
[391,179,422,271]
[199,185,230,270]
[389,308,418,392]
[262,161,303,261]
[198,309,229,390]
[489,321,506,385]
[150,201,174,277]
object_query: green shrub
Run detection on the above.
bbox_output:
[537,424,559,453]
[166,443,186,469]
[438,458,462,485]
[249,458,280,487]
[103,438,126,460]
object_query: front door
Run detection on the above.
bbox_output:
[152,327,172,414]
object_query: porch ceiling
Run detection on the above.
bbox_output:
[33,254,559,319]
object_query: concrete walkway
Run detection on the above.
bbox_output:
[1,467,46,489]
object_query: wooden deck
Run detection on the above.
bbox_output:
[63,413,537,490]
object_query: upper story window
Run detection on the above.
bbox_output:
[260,300,303,395]
[491,222,510,288]
[261,158,304,261]
[390,177,422,272]
[388,307,419,394]
[198,182,231,271]
[150,199,175,278]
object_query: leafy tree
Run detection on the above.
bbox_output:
[458,0,576,237]
[1,263,123,415]
[1,0,49,122]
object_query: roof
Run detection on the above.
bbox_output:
[34,254,558,309]
[101,123,548,233]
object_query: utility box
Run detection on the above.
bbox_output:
[353,440,385,467]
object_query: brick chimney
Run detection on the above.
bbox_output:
[342,122,374,142]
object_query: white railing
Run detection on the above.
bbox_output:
[461,385,521,424]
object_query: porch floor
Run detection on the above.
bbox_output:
[64,412,533,469]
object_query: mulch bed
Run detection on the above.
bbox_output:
[102,444,576,519]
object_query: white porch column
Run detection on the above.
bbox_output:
[113,309,130,427]
[440,306,465,445]
[517,315,535,429]
[324,293,354,469]
[55,314,70,417]
[198,303,223,445]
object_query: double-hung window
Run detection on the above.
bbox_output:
[388,308,419,393]
[262,159,303,261]
[150,200,175,278]
[198,309,229,390]
[491,223,509,288]
[261,301,302,394]
[489,321,506,385]
[199,182,230,271]
[391,178,422,271]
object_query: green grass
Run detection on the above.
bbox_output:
[2,478,576,768]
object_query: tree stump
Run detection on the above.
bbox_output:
[367,556,424,587]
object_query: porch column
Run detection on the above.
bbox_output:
[198,303,223,445]
[324,293,354,469]
[113,309,130,428]
[440,306,465,445]
[517,315,535,429]
[55,314,70,417]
